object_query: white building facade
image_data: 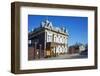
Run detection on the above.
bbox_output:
[42,20,69,56]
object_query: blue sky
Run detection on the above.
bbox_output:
[28,15,88,46]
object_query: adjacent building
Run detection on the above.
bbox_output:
[28,19,69,59]
[68,43,86,54]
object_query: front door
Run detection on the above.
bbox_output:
[46,50,51,57]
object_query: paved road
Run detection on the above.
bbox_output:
[36,53,88,60]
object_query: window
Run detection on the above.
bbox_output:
[54,34,56,42]
[47,35,52,42]
[28,40,31,44]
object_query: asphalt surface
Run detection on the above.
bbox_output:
[34,53,88,60]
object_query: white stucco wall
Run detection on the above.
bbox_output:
[45,30,68,54]
[46,30,68,44]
